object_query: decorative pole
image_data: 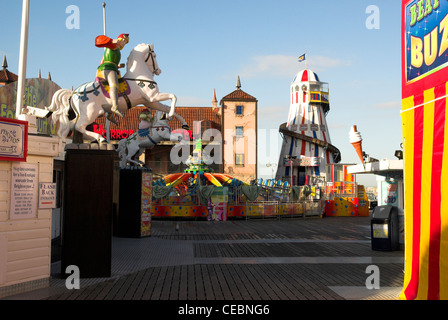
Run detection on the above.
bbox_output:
[103,2,111,143]
[15,0,30,119]
[102,2,107,35]
[305,50,308,70]
[290,157,293,187]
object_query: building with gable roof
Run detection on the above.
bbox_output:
[220,76,258,183]
[0,56,18,87]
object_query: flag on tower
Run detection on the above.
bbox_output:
[298,53,306,62]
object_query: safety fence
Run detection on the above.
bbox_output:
[151,185,325,220]
[243,200,324,220]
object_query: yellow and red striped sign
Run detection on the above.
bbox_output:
[400,84,448,300]
[401,0,448,299]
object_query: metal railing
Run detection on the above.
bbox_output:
[241,181,326,220]
[243,199,324,220]
[244,201,279,220]
[151,177,327,219]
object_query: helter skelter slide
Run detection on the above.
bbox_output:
[275,68,341,186]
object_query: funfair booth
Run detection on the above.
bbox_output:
[325,163,369,217]
[400,0,448,300]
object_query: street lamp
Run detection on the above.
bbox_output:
[102,2,111,143]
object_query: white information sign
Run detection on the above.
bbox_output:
[39,182,56,209]
[0,118,28,162]
[10,163,38,219]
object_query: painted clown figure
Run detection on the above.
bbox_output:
[95,33,130,119]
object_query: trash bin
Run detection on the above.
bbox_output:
[370,205,399,251]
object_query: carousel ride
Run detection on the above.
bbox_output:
[147,138,321,220]
[150,139,253,220]
[152,140,249,189]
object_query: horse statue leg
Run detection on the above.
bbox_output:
[144,101,189,130]
[73,104,107,143]
[118,130,155,168]
[118,139,146,168]
[117,138,131,168]
[132,147,147,167]
[75,122,106,143]
[149,92,176,118]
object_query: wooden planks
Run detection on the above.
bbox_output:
[38,218,404,301]
[0,154,55,289]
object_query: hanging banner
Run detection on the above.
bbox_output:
[403,0,448,97]
[404,0,448,85]
[401,0,448,300]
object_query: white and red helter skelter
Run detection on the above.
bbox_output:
[275,69,341,185]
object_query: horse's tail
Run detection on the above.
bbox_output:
[46,89,73,139]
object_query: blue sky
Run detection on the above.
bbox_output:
[2,0,402,186]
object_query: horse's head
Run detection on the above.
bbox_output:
[127,43,161,76]
[139,110,153,122]
[152,110,181,141]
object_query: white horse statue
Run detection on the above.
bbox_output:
[117,110,182,168]
[46,43,189,143]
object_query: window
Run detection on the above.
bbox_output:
[235,126,244,137]
[201,120,212,141]
[235,153,244,166]
[201,120,211,134]
[236,105,244,116]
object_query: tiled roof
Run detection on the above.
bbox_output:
[170,106,221,129]
[94,106,221,132]
[0,68,18,84]
[221,89,257,102]
[93,106,146,132]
